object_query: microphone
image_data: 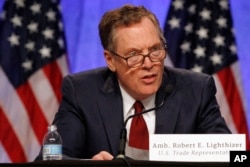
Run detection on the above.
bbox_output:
[116,85,173,159]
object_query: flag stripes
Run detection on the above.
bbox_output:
[217,66,250,148]
[0,58,66,161]
[43,61,63,102]
[0,106,26,162]
[0,67,41,162]
[28,68,59,124]
[56,54,69,78]
[17,83,49,144]
[164,0,250,149]
[0,0,68,162]
[0,143,10,162]
[213,75,237,132]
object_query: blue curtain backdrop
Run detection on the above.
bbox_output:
[0,0,249,130]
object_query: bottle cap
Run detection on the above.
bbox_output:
[48,124,57,132]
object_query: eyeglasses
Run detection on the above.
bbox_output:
[109,45,167,68]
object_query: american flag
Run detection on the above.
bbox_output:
[164,0,250,149]
[0,0,68,162]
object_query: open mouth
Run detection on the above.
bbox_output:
[142,74,157,84]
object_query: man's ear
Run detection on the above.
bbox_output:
[104,50,116,72]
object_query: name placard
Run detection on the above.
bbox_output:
[149,134,245,162]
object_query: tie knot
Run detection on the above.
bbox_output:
[134,101,144,114]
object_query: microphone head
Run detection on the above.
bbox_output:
[164,84,173,95]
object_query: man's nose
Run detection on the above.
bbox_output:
[141,56,154,68]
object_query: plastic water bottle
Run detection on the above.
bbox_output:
[42,125,62,160]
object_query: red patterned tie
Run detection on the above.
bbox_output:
[129,101,149,150]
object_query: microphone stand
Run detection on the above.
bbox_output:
[116,85,173,159]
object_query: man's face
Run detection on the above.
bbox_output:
[105,17,165,100]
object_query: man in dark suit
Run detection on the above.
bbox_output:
[36,4,230,160]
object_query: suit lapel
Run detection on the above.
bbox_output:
[96,73,124,154]
[155,68,181,134]
[95,67,183,153]
[155,96,182,133]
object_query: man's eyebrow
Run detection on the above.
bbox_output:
[148,43,163,49]
[124,43,162,53]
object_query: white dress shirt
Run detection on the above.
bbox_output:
[119,84,156,160]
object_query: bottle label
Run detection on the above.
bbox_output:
[43,144,62,155]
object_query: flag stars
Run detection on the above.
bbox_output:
[58,38,64,49]
[217,16,227,28]
[25,41,35,51]
[42,28,54,39]
[57,4,62,12]
[188,4,196,14]
[27,22,38,33]
[199,8,211,20]
[194,45,206,58]
[219,0,229,10]
[39,46,51,58]
[172,0,184,10]
[8,33,20,46]
[11,15,22,27]
[196,27,208,39]
[180,41,191,53]
[231,28,235,35]
[30,3,41,14]
[210,53,222,65]
[14,0,25,8]
[168,17,180,29]
[46,9,56,21]
[184,23,193,34]
[164,0,239,78]
[22,59,33,71]
[230,44,237,54]
[213,34,225,47]
[2,0,66,88]
[58,21,63,31]
[0,11,5,20]
[191,64,203,73]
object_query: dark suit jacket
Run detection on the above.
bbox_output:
[36,66,231,160]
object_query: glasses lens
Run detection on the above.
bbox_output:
[127,55,143,67]
[125,48,166,68]
[150,49,165,60]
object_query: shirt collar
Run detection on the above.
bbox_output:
[118,83,156,120]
